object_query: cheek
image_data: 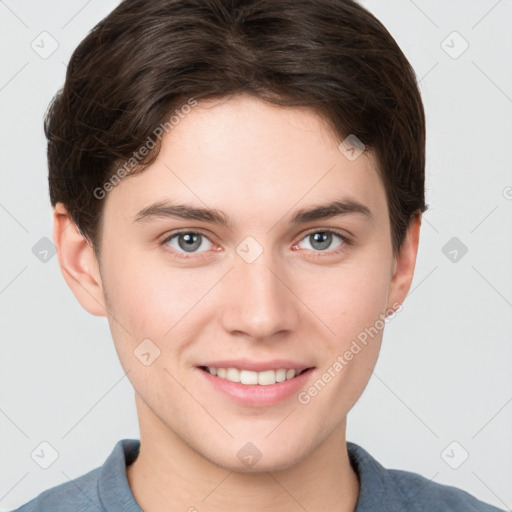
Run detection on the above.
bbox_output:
[313,255,391,403]
[100,249,224,376]
[297,253,392,343]
[101,247,198,333]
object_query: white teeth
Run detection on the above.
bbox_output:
[226,368,240,383]
[286,369,296,380]
[205,366,305,385]
[240,370,258,385]
[258,370,276,386]
[275,368,287,382]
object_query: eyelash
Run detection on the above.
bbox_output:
[160,228,352,261]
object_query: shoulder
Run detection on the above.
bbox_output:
[347,442,505,512]
[8,467,101,512]
[8,439,141,512]
[387,467,505,511]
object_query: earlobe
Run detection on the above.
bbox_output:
[387,214,422,311]
[52,203,107,317]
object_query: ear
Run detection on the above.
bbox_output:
[53,203,107,317]
[387,214,422,313]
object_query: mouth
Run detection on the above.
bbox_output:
[198,365,315,386]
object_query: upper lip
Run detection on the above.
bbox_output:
[198,359,314,372]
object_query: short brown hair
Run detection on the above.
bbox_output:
[45,0,427,258]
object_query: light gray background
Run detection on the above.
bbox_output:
[1,0,511,510]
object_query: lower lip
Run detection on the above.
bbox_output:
[196,367,315,407]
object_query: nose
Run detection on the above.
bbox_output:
[219,252,301,341]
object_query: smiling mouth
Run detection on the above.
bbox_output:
[198,366,314,386]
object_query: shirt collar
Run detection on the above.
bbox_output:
[97,438,405,512]
[347,441,409,511]
[98,438,142,511]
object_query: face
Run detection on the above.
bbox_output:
[65,94,417,472]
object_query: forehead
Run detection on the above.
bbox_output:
[103,94,387,228]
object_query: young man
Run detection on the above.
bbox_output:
[12,0,505,511]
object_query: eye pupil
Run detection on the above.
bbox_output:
[178,233,202,252]
[310,232,332,251]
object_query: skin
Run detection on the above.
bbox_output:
[53,93,421,512]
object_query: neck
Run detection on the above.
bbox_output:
[126,395,360,512]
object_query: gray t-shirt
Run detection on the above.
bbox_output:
[10,439,505,511]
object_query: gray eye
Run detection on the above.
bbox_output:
[298,231,344,252]
[309,232,332,251]
[178,233,202,252]
[165,232,213,254]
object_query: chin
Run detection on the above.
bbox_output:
[204,438,309,474]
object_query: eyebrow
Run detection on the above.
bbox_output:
[133,198,373,228]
